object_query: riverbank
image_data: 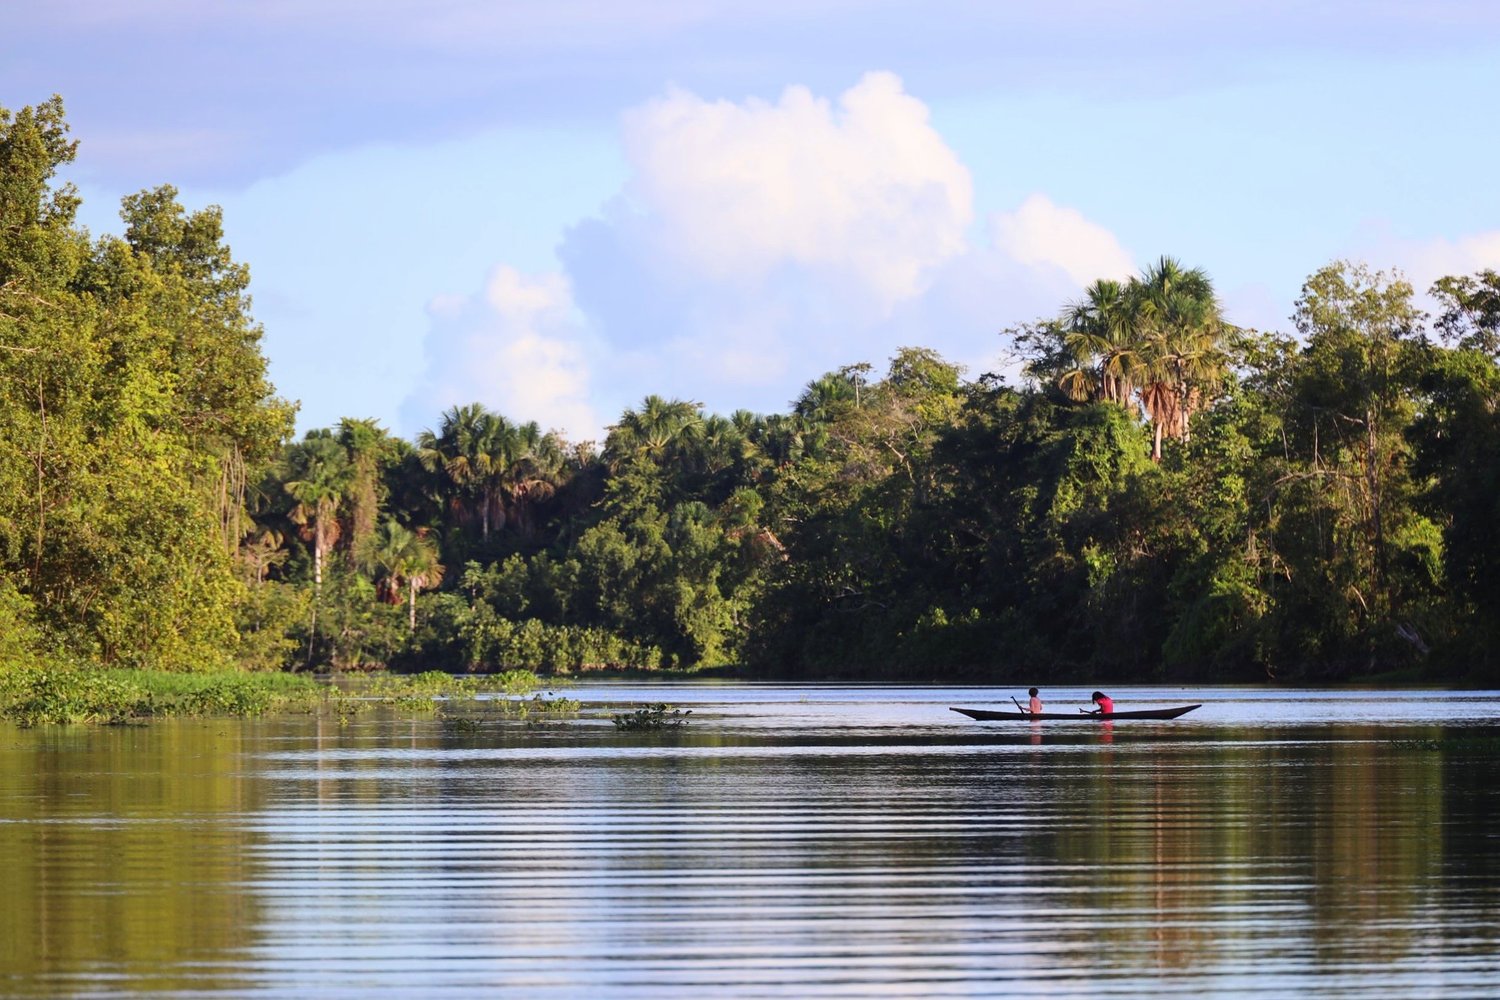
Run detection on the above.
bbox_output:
[0,665,577,726]
[4,659,1487,728]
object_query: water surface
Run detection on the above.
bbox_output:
[3,684,1498,997]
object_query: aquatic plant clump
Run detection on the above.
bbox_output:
[0,665,582,728]
[611,703,692,730]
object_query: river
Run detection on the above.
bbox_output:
[2,684,1498,997]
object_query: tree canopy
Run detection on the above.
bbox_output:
[4,97,1500,686]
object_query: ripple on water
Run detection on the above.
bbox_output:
[3,687,1500,997]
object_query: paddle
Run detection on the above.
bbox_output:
[1010,695,1029,715]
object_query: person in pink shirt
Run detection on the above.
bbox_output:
[1026,687,1043,714]
[1090,691,1114,715]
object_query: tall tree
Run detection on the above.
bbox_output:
[416,403,495,538]
[1060,278,1138,408]
[1290,261,1425,628]
[1431,269,1500,356]
[491,420,565,540]
[359,519,444,631]
[1,98,290,670]
[1132,256,1228,460]
[337,417,394,561]
[282,432,351,600]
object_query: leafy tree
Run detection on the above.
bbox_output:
[1431,269,1500,355]
[1,98,290,672]
[1408,338,1500,677]
[604,395,703,470]
[1060,278,1138,407]
[1040,258,1229,461]
[492,419,566,540]
[1289,262,1426,626]
[1130,257,1228,460]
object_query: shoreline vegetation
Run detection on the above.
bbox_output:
[6,97,1500,725]
[0,666,582,728]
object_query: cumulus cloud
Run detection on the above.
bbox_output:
[992,193,1136,287]
[552,72,1135,414]
[416,73,1136,426]
[618,71,973,307]
[402,266,600,441]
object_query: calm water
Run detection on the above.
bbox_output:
[3,684,1499,998]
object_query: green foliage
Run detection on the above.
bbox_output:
[0,576,46,668]
[458,604,663,672]
[611,703,691,730]
[0,666,152,726]
[1431,270,1500,355]
[5,92,1499,688]
[0,666,321,726]
[232,581,308,671]
[0,99,291,675]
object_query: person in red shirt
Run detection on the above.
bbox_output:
[1090,691,1114,715]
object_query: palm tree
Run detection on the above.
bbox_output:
[604,395,703,469]
[1061,278,1139,408]
[755,412,825,466]
[1130,257,1227,461]
[491,420,566,539]
[337,417,392,561]
[693,414,750,477]
[1053,259,1228,461]
[417,403,496,538]
[239,525,287,585]
[283,431,352,599]
[794,372,858,423]
[360,519,445,631]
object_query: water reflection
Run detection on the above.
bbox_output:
[0,722,271,996]
[0,690,1498,997]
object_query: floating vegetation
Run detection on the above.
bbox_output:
[0,664,578,728]
[327,670,580,726]
[0,665,324,727]
[1392,736,1500,754]
[612,703,691,731]
[514,693,581,718]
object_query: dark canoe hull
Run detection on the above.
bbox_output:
[950,704,1202,721]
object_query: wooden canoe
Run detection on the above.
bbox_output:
[950,704,1201,721]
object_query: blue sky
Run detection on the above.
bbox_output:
[8,2,1500,442]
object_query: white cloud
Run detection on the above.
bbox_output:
[991,193,1136,287]
[557,72,1129,414]
[403,266,600,442]
[617,70,974,310]
[425,73,1134,424]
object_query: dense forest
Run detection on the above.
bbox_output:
[5,98,1500,686]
